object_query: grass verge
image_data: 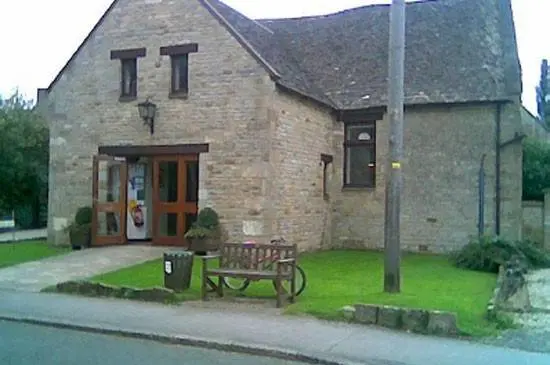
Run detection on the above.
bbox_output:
[0,240,69,269]
[89,250,499,337]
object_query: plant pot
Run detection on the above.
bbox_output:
[69,224,91,250]
[188,237,220,253]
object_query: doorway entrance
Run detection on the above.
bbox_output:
[92,155,128,246]
[92,145,204,247]
[152,155,199,246]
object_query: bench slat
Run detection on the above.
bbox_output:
[206,268,291,279]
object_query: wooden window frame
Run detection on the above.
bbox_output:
[343,121,377,188]
[321,154,333,200]
[170,54,189,96]
[119,58,137,100]
[110,48,147,102]
[160,43,198,98]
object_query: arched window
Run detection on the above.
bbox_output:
[344,122,376,187]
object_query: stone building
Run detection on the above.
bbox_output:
[522,105,550,142]
[39,0,524,252]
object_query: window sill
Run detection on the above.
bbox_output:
[169,92,189,100]
[342,185,376,192]
[119,95,137,103]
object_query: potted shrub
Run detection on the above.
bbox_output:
[184,207,221,254]
[66,206,92,250]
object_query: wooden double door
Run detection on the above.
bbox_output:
[92,154,199,246]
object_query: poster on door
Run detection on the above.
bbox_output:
[127,164,148,240]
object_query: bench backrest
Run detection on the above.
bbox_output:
[219,242,298,271]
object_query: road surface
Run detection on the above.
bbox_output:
[0,320,305,365]
[1,291,548,365]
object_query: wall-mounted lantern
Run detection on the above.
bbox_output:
[137,98,157,134]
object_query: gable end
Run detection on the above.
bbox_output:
[45,0,281,94]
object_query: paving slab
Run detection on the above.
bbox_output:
[0,292,548,365]
[482,268,550,353]
[0,245,172,292]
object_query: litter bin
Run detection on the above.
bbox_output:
[163,251,194,292]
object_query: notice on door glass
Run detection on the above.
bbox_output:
[164,261,172,274]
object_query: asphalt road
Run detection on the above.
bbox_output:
[0,321,305,365]
[2,292,549,365]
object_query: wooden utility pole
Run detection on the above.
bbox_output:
[384,0,406,293]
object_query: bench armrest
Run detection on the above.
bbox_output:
[277,258,295,264]
[201,254,221,261]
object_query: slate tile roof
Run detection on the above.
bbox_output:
[207,0,522,110]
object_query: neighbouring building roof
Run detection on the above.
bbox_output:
[207,0,522,110]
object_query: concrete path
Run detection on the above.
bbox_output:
[0,246,170,292]
[482,269,550,353]
[0,291,548,365]
[2,320,303,365]
[0,228,47,243]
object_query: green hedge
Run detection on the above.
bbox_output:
[450,235,550,273]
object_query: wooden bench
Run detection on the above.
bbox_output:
[201,241,298,308]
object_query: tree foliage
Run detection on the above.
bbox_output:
[0,92,49,211]
[536,59,549,126]
[523,137,550,201]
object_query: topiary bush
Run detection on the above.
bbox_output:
[450,235,550,273]
[184,207,221,240]
[194,207,219,231]
[184,207,221,254]
[75,206,93,225]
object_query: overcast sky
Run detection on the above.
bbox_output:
[0,0,546,114]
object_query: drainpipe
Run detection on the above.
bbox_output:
[478,154,486,237]
[495,102,503,236]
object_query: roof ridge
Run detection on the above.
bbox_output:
[256,0,439,22]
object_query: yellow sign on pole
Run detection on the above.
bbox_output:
[392,162,401,169]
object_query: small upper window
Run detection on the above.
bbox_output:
[160,43,198,97]
[171,55,189,95]
[121,58,137,98]
[110,48,146,101]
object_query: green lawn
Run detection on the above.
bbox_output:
[90,250,498,337]
[0,240,69,268]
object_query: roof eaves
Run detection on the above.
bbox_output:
[199,0,281,81]
[276,82,336,111]
[47,0,120,92]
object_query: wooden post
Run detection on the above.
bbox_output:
[384,0,406,293]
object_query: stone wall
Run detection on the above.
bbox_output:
[268,88,335,251]
[521,106,550,142]
[331,102,523,253]
[522,189,550,249]
[522,201,544,244]
[43,0,274,244]
[521,189,550,249]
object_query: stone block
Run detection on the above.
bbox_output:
[377,306,403,329]
[136,287,176,303]
[76,281,100,296]
[96,283,117,297]
[427,311,458,336]
[402,309,429,333]
[339,305,356,321]
[353,304,379,324]
[56,281,81,293]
